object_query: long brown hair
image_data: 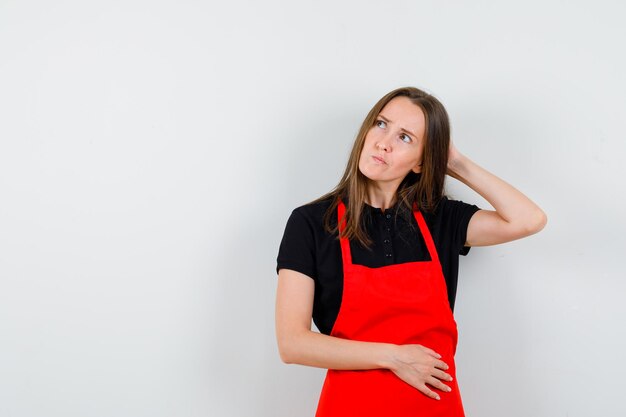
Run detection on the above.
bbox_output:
[308,86,451,249]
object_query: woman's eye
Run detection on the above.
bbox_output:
[375,120,411,143]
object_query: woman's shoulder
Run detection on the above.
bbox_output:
[423,195,481,228]
[434,195,480,215]
[291,195,337,227]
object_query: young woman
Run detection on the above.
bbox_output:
[275,86,546,416]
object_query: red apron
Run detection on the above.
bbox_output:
[315,199,465,417]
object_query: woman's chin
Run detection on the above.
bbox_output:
[359,165,385,181]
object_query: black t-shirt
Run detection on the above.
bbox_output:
[276,195,480,335]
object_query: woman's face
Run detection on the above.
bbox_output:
[358,96,426,187]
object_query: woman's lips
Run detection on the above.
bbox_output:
[372,156,386,164]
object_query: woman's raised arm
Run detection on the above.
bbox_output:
[446,143,547,247]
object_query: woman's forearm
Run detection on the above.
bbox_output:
[276,270,400,371]
[278,327,453,398]
[275,270,450,387]
[448,151,547,234]
[279,328,397,370]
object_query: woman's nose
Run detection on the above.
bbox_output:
[377,135,392,151]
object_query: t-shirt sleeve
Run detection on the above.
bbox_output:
[276,208,317,280]
[444,198,481,256]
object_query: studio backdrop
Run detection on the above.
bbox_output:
[0,1,624,416]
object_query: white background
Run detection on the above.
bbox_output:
[1,1,625,416]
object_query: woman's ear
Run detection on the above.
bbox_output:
[411,161,422,174]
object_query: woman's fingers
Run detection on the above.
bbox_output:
[433,358,449,371]
[416,374,453,400]
[432,368,453,382]
[416,346,450,371]
[426,376,452,394]
[417,344,442,359]
[417,384,441,401]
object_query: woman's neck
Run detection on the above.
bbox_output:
[365,184,398,212]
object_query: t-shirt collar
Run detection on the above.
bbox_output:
[341,194,407,216]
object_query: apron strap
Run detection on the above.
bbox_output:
[412,202,441,266]
[337,198,353,265]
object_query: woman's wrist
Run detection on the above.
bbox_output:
[447,150,470,180]
[377,343,400,370]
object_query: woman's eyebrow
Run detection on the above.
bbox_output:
[378,114,418,138]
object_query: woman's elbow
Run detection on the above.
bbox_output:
[524,208,548,235]
[276,331,303,364]
[277,340,295,364]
